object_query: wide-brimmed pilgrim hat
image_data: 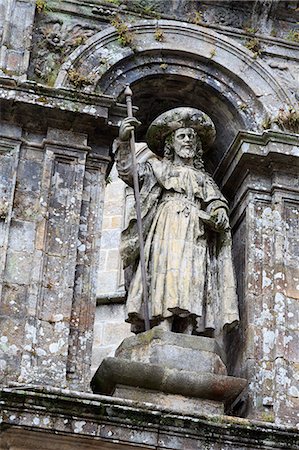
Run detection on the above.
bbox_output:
[146,107,216,156]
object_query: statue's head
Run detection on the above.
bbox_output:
[169,127,200,160]
[146,107,216,158]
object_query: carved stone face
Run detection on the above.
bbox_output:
[173,127,197,159]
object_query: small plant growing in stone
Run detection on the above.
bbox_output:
[160,63,168,70]
[261,115,272,130]
[143,5,160,17]
[261,411,275,423]
[209,48,216,58]
[68,68,95,89]
[74,35,87,46]
[154,28,164,42]
[243,26,258,35]
[273,106,299,133]
[36,0,51,13]
[239,103,248,111]
[245,38,262,57]
[105,0,121,5]
[286,29,299,43]
[191,11,203,25]
[111,16,133,47]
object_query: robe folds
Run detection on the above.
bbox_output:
[115,145,239,336]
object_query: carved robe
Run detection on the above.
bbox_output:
[115,144,239,336]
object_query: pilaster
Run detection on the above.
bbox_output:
[0,81,124,390]
[215,130,299,426]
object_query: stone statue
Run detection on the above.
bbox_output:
[114,108,239,337]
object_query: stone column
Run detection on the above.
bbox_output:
[215,130,299,426]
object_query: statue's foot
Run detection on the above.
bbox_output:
[183,322,194,335]
[154,317,173,332]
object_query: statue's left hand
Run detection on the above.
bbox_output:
[213,208,230,231]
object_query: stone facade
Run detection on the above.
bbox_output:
[0,0,298,448]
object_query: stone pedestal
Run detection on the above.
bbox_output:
[91,328,247,415]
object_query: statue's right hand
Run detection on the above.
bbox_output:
[119,117,141,141]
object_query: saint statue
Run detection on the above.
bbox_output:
[114,107,239,337]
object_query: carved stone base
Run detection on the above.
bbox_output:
[91,329,247,412]
[114,385,224,415]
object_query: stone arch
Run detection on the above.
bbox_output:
[56,19,291,168]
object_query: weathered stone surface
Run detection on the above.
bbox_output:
[0,84,125,390]
[215,130,299,426]
[91,330,246,410]
[56,18,294,170]
[114,385,224,416]
[115,328,227,374]
[0,0,298,444]
[91,304,132,376]
[91,356,246,404]
[1,386,298,450]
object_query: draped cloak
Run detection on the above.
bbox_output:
[115,145,239,337]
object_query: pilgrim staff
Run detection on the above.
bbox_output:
[124,85,150,331]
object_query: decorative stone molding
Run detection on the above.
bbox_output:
[56,19,291,115]
[55,20,294,169]
[32,20,98,85]
[1,385,298,449]
[0,77,127,133]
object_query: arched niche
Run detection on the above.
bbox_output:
[56,20,291,171]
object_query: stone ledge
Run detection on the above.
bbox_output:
[0,77,127,133]
[0,385,298,449]
[214,129,299,189]
[91,357,246,403]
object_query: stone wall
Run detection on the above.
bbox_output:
[96,165,126,301]
[0,0,298,447]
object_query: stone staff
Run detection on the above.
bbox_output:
[124,85,150,331]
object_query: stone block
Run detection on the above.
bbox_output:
[8,220,36,253]
[115,328,227,375]
[0,283,28,318]
[16,159,42,192]
[94,303,127,323]
[97,269,119,294]
[4,250,33,285]
[6,50,23,73]
[101,217,111,229]
[47,128,88,147]
[106,249,120,268]
[92,322,104,347]
[100,229,121,250]
[111,216,122,228]
[114,385,224,415]
[13,191,41,222]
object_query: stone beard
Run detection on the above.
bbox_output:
[115,108,239,338]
